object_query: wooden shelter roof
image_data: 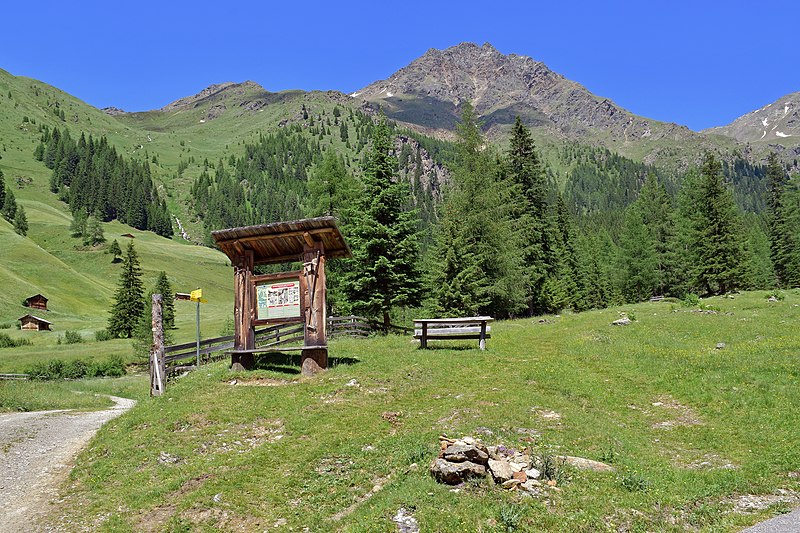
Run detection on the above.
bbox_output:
[25,294,48,302]
[18,314,53,325]
[211,217,352,265]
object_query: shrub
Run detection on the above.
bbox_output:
[766,289,785,301]
[63,359,89,379]
[89,356,125,378]
[0,321,15,329]
[0,332,32,348]
[63,330,83,344]
[621,471,652,492]
[498,502,524,532]
[27,356,126,380]
[681,293,700,307]
[94,329,113,342]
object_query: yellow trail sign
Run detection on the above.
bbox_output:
[190,289,205,302]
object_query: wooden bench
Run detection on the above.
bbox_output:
[414,317,493,350]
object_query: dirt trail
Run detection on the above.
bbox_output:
[0,396,135,532]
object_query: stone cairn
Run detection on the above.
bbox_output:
[430,435,613,495]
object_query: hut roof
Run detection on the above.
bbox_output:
[211,217,352,265]
[24,294,48,303]
[18,314,53,325]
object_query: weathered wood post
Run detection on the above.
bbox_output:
[300,236,327,376]
[232,249,255,371]
[479,320,487,351]
[150,293,166,396]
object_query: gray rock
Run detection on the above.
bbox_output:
[443,444,489,465]
[430,458,486,485]
[393,507,420,533]
[525,467,541,479]
[612,317,632,326]
[558,455,614,472]
[488,459,515,482]
[715,342,726,350]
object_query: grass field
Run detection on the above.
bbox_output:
[29,290,798,532]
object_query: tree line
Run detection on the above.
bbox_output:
[35,126,173,237]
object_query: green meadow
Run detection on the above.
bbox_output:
[32,291,800,532]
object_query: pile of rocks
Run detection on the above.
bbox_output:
[430,435,614,496]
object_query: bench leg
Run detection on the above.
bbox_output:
[421,323,428,349]
[479,322,487,351]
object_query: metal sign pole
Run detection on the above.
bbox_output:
[196,299,201,368]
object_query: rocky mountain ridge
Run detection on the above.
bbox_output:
[704,92,800,161]
[354,43,694,142]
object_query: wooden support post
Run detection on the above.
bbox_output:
[232,250,255,371]
[150,294,166,396]
[421,322,428,349]
[301,240,327,376]
[479,321,487,351]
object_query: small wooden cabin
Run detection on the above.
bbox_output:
[18,314,53,331]
[23,294,48,311]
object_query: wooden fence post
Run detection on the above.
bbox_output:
[150,293,166,396]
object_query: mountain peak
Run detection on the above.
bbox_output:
[705,91,800,145]
[161,81,266,112]
[355,42,688,143]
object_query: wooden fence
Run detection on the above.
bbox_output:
[163,316,411,375]
[0,373,29,380]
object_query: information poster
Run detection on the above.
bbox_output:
[256,279,301,320]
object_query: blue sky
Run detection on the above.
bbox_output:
[2,0,797,131]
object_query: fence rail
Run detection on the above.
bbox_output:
[0,373,30,380]
[162,315,412,374]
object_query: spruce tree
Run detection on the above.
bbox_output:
[13,205,28,236]
[617,206,659,301]
[506,116,550,314]
[109,239,122,263]
[1,185,17,221]
[108,241,145,338]
[341,118,422,329]
[153,271,176,330]
[765,153,791,286]
[693,153,747,295]
[84,217,105,246]
[431,103,526,318]
[0,170,5,211]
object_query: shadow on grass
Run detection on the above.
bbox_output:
[251,352,360,375]
[417,345,480,351]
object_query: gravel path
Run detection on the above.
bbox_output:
[742,508,800,532]
[0,396,135,532]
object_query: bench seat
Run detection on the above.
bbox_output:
[413,317,494,350]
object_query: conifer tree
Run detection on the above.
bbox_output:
[432,103,526,317]
[306,150,360,220]
[341,118,422,329]
[108,241,145,338]
[1,184,17,221]
[70,209,88,238]
[617,206,659,301]
[0,170,5,210]
[153,271,176,330]
[84,217,105,246]
[693,153,747,295]
[13,205,28,236]
[109,239,122,263]
[765,153,791,286]
[506,116,550,314]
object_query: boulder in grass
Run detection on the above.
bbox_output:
[442,444,489,465]
[488,459,515,483]
[430,458,486,485]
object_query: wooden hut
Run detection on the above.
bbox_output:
[18,314,53,331]
[23,294,48,311]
